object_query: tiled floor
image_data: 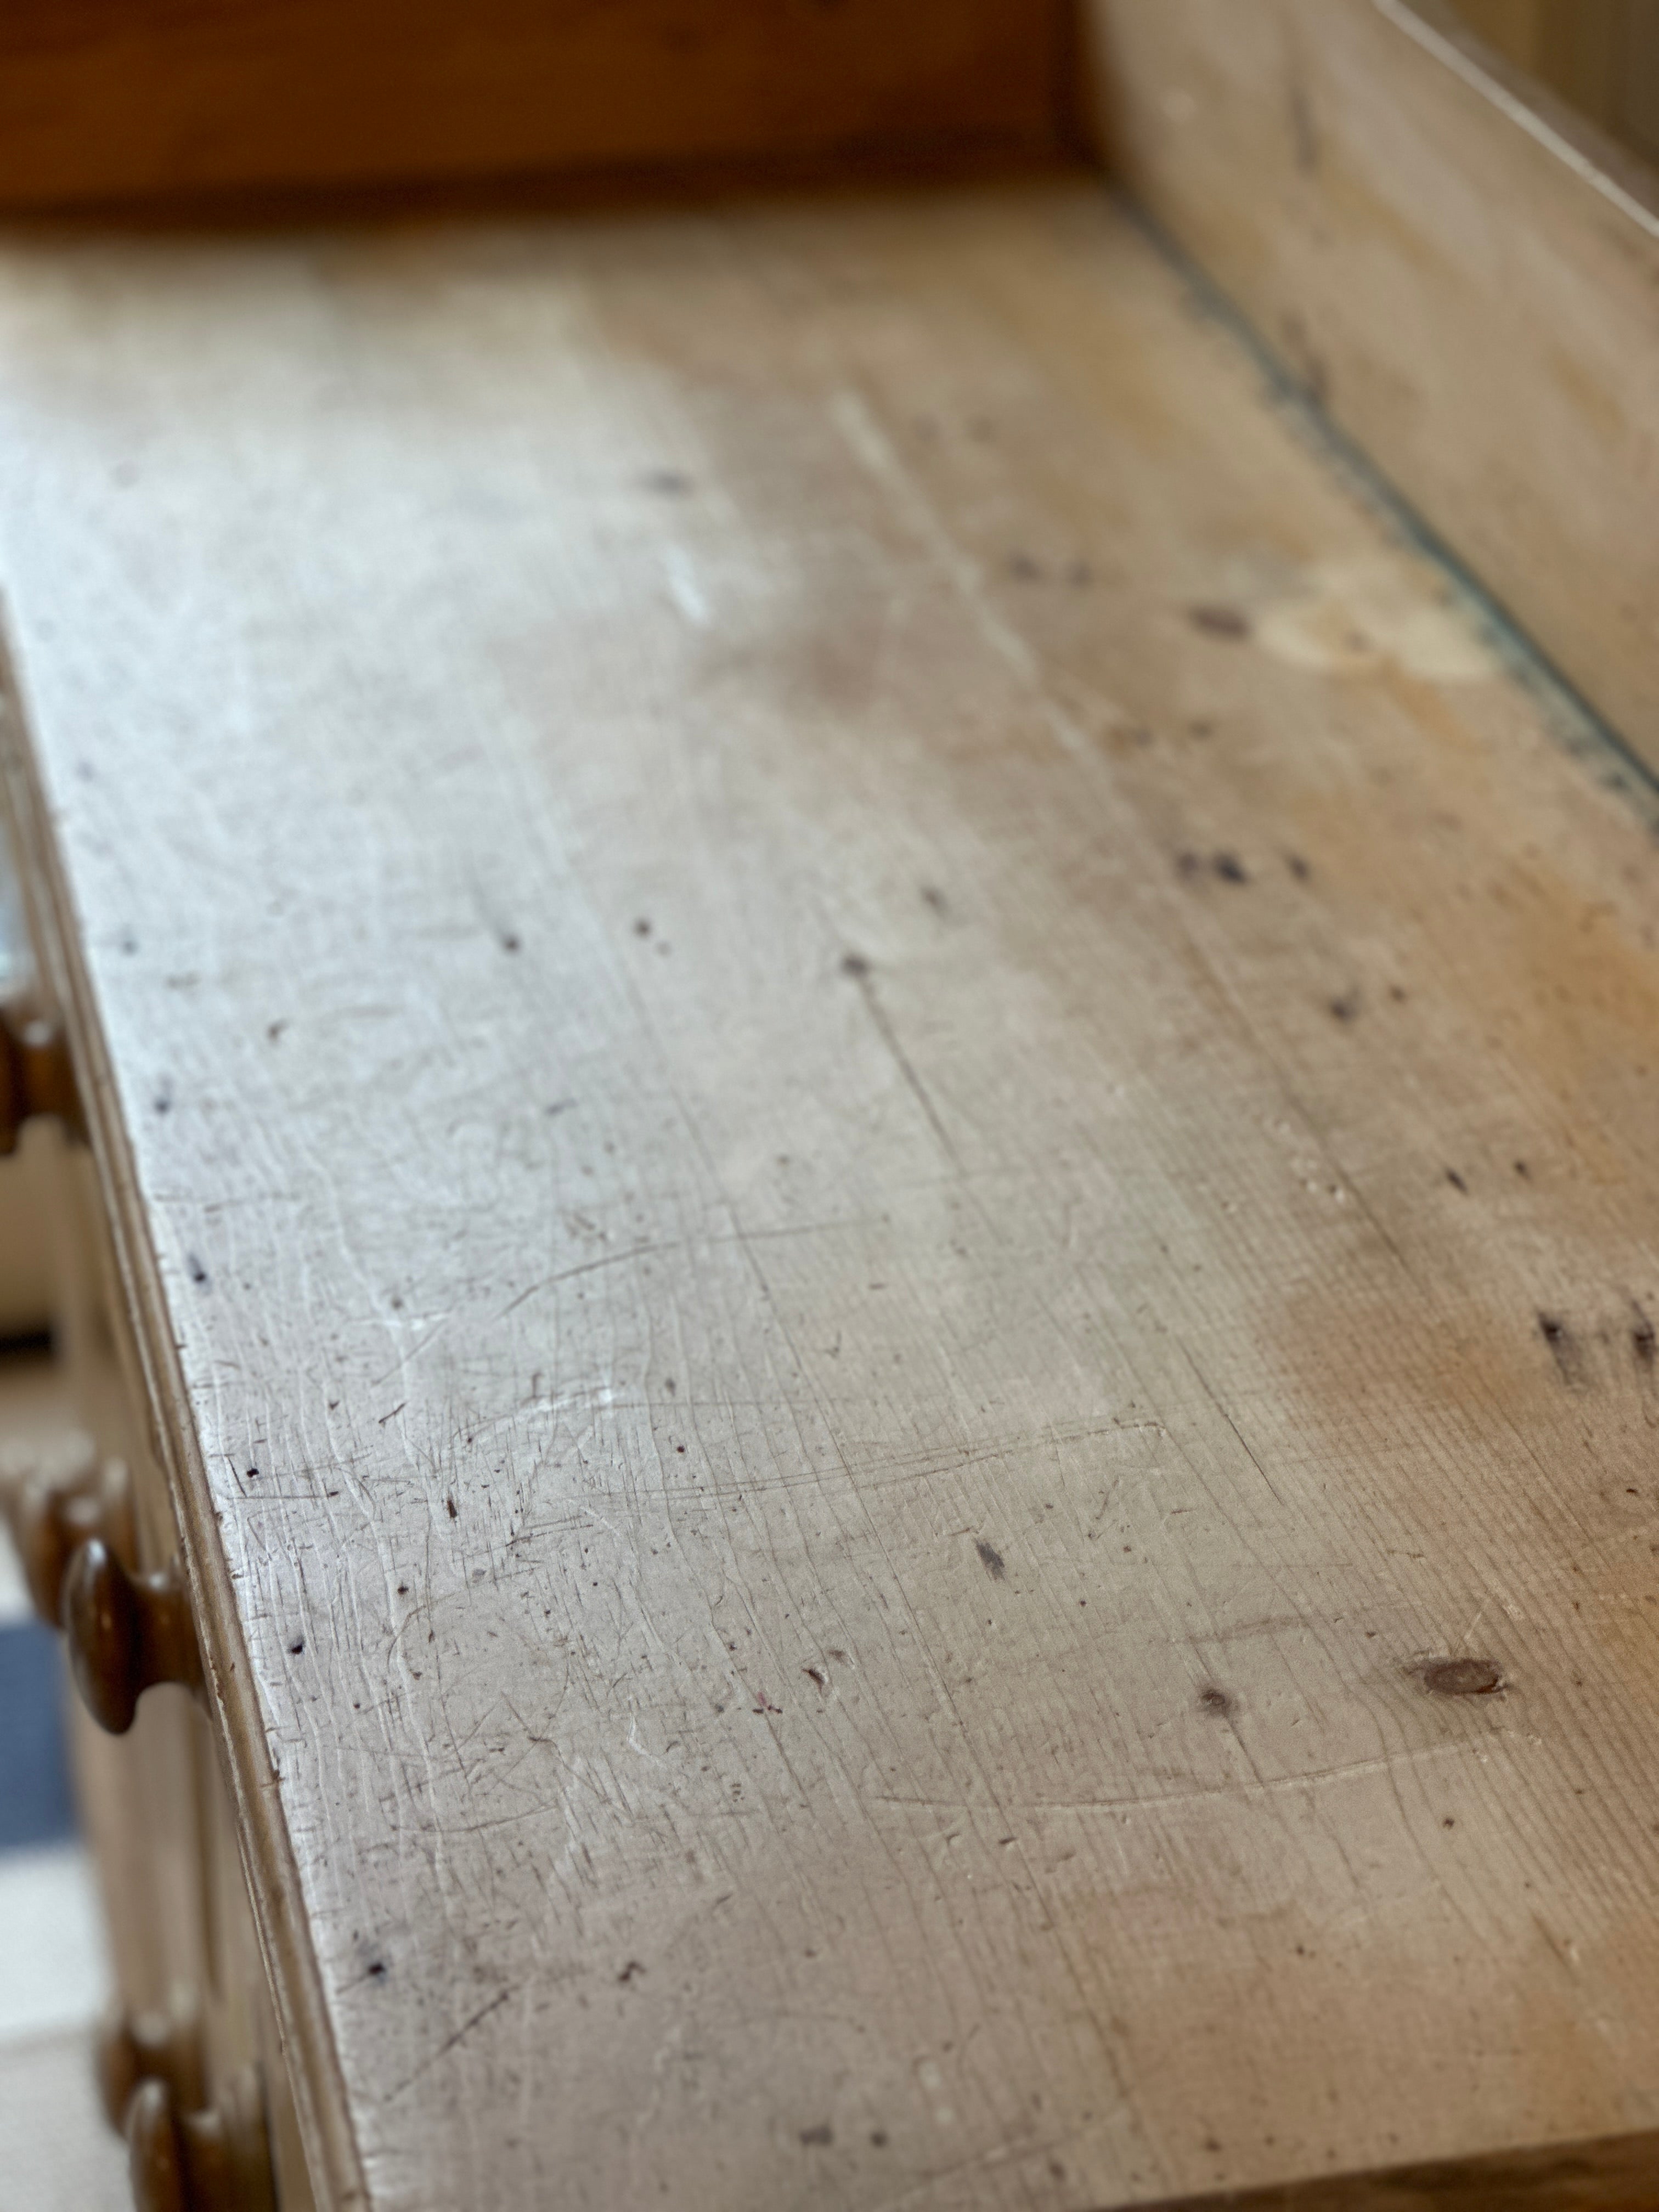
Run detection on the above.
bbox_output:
[0,1358,128,2210]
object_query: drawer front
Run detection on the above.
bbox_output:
[0,907,313,2211]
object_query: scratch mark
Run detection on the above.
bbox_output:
[381,1985,514,2103]
[842,952,961,1169]
[872,1737,1479,1820]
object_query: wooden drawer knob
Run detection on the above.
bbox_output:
[63,1538,201,1734]
[127,2073,275,2212]
[15,1473,103,1626]
[97,2000,205,2135]
[127,2079,188,2212]
[0,998,82,1154]
[2,1441,136,1629]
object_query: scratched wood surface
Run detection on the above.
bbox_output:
[5,180,1659,2210]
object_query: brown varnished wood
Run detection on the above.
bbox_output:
[65,1538,203,1735]
[1,1440,134,1623]
[127,2069,276,2212]
[99,1997,208,2135]
[0,0,1078,217]
[0,997,81,1153]
[8,178,1659,2209]
[128,2078,191,2212]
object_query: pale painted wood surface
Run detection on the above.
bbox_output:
[5,182,1659,2208]
[1087,0,1659,775]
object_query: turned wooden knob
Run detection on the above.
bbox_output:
[15,1473,103,1625]
[63,1538,202,1734]
[1,1437,134,1628]
[128,2079,189,2212]
[0,998,82,1154]
[127,2072,275,2212]
[97,1999,205,2134]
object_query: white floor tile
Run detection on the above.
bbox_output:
[0,1844,110,2046]
[0,1537,25,1630]
[0,2023,128,2211]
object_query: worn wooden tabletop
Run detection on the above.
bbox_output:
[4,180,1659,2209]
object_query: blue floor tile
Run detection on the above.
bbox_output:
[0,1623,77,1850]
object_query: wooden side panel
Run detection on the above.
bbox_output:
[0,0,1079,213]
[1449,0,1659,162]
[1087,0,1659,771]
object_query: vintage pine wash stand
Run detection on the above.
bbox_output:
[4,3,1659,2206]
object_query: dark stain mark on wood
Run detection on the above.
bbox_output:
[921,885,949,916]
[1329,992,1359,1023]
[445,1494,459,1520]
[803,1665,828,1690]
[1446,1169,1468,1194]
[1189,603,1252,639]
[975,1539,1007,1581]
[289,1638,304,1655]
[617,1960,646,1984]
[1285,852,1311,881]
[499,932,521,953]
[800,2125,833,2147]
[1419,1657,1504,1698]
[1537,1311,1584,1385]
[1633,1301,1656,1368]
[840,949,958,1166]
[1212,851,1249,885]
[642,469,691,496]
[187,1253,210,1285]
[1198,1684,1233,1717]
[1280,309,1331,410]
[1007,551,1044,581]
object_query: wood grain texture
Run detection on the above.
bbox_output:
[7,179,1659,2209]
[0,0,1078,215]
[1449,0,1659,163]
[1087,0,1659,775]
